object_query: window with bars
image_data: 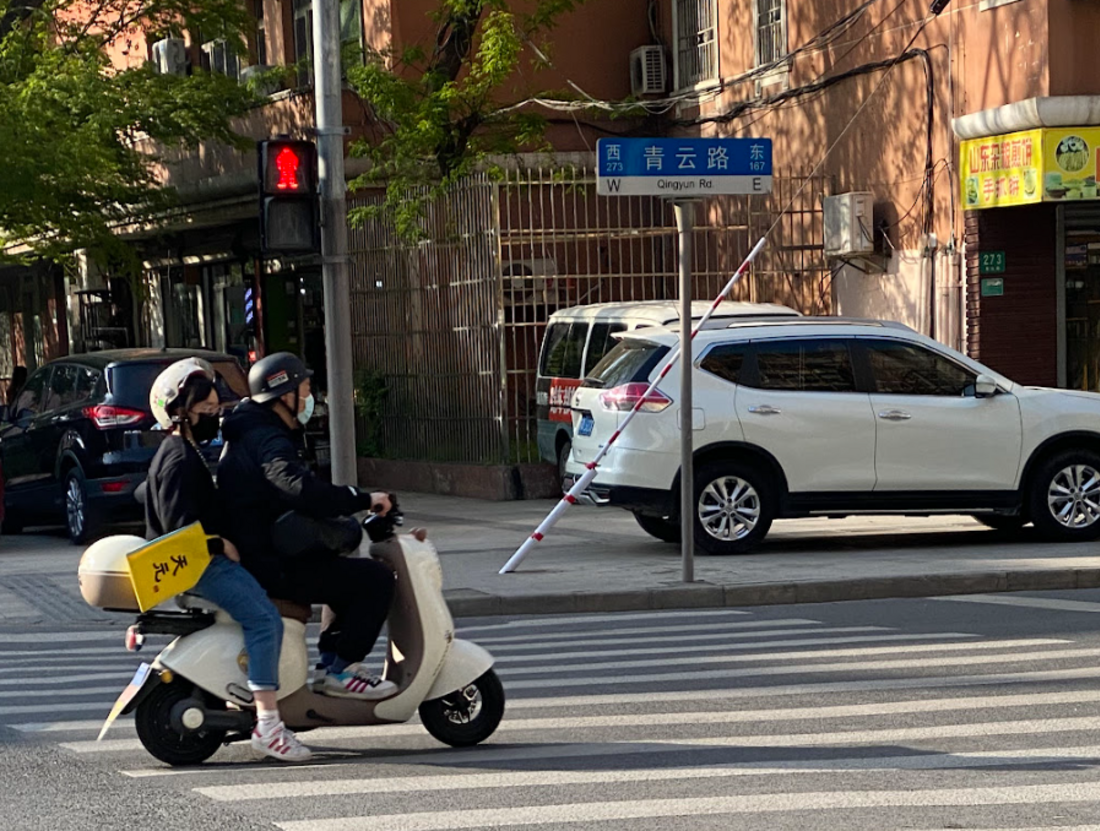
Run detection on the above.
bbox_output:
[202,39,240,80]
[293,0,364,86]
[255,0,267,66]
[674,0,718,90]
[755,0,786,68]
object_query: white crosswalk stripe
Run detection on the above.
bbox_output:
[7,605,1100,829]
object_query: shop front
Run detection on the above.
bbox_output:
[962,126,1100,390]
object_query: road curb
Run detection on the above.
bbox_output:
[443,568,1100,618]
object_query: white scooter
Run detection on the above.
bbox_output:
[78,508,504,766]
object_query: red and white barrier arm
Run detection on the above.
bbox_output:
[498,236,767,574]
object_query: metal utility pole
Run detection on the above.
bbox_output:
[675,201,695,583]
[312,0,357,487]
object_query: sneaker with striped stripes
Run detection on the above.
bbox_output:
[250,720,313,762]
[322,663,398,700]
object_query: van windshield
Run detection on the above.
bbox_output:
[584,339,669,389]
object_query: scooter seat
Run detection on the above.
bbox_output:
[269,598,313,624]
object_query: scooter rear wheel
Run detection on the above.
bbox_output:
[134,680,227,766]
[419,669,504,747]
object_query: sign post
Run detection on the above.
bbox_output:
[596,137,772,582]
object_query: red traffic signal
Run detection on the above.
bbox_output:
[259,139,316,196]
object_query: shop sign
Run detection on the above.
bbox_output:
[978,250,1006,274]
[980,277,1005,297]
[962,127,1100,209]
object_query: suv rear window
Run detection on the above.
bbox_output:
[583,339,670,389]
[108,360,248,411]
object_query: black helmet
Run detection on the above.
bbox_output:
[248,352,313,404]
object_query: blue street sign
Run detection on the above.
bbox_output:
[596,137,773,197]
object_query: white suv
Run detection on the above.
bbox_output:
[565,317,1100,554]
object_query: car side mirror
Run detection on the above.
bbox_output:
[975,374,998,398]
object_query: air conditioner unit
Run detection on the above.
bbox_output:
[502,258,561,305]
[823,192,875,257]
[152,38,188,76]
[630,46,666,96]
[240,64,282,96]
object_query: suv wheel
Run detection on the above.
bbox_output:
[973,515,1027,534]
[1,510,23,535]
[65,468,100,545]
[1028,450,1100,541]
[633,511,680,544]
[557,439,573,485]
[693,461,774,555]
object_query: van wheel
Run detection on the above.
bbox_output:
[693,461,774,555]
[557,439,573,484]
[633,512,681,544]
[1,510,23,535]
[65,468,100,545]
[1029,450,1100,541]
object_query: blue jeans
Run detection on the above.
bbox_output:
[192,555,283,691]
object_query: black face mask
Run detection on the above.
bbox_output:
[190,412,221,444]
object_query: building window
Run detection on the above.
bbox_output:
[674,0,718,90]
[202,39,240,80]
[255,0,267,66]
[340,0,363,65]
[293,0,313,85]
[755,0,786,68]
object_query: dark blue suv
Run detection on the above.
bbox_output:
[0,349,248,543]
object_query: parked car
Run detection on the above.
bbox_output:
[0,349,248,544]
[566,316,1100,553]
[536,300,799,477]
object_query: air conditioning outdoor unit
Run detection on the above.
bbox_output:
[823,192,875,258]
[630,46,667,96]
[503,258,562,305]
[152,38,188,76]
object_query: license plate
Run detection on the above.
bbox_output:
[97,662,153,741]
[578,414,594,436]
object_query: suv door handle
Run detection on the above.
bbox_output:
[748,405,782,415]
[878,409,912,421]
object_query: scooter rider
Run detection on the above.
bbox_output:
[217,352,398,701]
[145,359,313,762]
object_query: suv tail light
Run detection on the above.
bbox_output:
[599,383,673,413]
[83,405,146,429]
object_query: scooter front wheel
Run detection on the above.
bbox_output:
[419,669,504,748]
[134,680,227,766]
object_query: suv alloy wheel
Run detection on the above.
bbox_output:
[1028,450,1100,541]
[692,461,774,555]
[65,467,100,545]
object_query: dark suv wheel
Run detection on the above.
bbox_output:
[633,511,680,544]
[1028,450,1100,541]
[65,468,100,545]
[692,460,774,555]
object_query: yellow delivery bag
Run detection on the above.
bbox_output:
[126,522,215,612]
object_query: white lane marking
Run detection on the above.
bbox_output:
[0,632,128,644]
[0,685,121,701]
[0,660,142,675]
[0,671,128,687]
[456,609,752,633]
[934,594,1100,613]
[13,718,133,733]
[506,644,1100,689]
[472,618,822,645]
[273,784,1100,830]
[493,632,984,665]
[501,637,1062,677]
[198,743,1100,801]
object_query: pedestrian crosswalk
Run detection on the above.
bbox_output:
[4,605,1100,829]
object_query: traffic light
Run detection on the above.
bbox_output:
[258,139,319,254]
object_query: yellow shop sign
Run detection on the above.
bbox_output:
[962,127,1100,209]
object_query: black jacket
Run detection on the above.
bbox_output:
[217,399,373,593]
[145,435,225,555]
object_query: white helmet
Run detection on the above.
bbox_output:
[149,358,216,429]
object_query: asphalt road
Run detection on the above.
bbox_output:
[5,593,1100,829]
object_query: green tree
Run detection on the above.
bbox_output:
[346,0,587,238]
[0,0,258,261]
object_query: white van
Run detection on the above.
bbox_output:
[535,300,800,474]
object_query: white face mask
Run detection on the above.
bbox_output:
[297,393,315,426]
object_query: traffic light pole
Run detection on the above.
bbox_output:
[312,0,357,488]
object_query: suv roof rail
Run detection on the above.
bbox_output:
[721,316,911,330]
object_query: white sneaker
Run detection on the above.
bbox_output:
[322,663,398,700]
[251,721,313,762]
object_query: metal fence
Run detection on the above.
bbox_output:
[347,162,831,465]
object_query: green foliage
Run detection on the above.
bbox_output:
[346,0,586,240]
[0,0,257,260]
[353,369,389,458]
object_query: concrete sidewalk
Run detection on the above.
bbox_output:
[4,492,1100,622]
[406,493,1100,616]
